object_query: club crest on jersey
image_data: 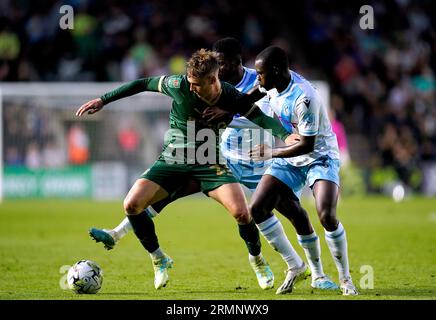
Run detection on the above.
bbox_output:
[302,97,310,108]
[301,112,315,128]
[168,78,181,88]
[283,101,291,114]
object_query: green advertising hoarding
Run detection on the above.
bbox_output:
[4,166,92,198]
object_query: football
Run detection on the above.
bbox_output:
[67,260,103,294]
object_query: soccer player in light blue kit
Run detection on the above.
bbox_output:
[90,39,337,293]
[213,39,338,293]
[247,46,358,295]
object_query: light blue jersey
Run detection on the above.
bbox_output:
[220,67,274,190]
[265,70,341,197]
[267,70,339,166]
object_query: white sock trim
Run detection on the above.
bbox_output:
[297,232,318,244]
[325,222,345,240]
[146,206,159,218]
[257,215,280,236]
[257,215,303,270]
[113,217,133,238]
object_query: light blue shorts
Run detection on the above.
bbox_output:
[265,156,340,198]
[226,159,271,191]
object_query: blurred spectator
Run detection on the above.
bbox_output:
[0,17,20,80]
[67,124,90,165]
[42,138,66,168]
[117,123,141,165]
[25,141,42,169]
[5,146,24,166]
[70,7,100,80]
[168,52,187,75]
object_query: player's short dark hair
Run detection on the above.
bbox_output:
[256,46,289,71]
[213,37,242,58]
[187,49,219,78]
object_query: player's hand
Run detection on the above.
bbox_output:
[285,133,301,145]
[76,98,104,117]
[202,106,232,123]
[249,144,273,161]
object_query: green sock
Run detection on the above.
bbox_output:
[127,210,159,253]
[238,220,261,256]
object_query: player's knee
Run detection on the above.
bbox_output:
[123,198,143,215]
[249,202,267,223]
[318,208,337,230]
[228,203,250,224]
[235,214,251,224]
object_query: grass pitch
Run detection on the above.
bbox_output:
[0,196,435,300]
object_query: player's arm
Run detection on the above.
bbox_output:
[202,85,266,121]
[272,135,315,158]
[249,131,315,161]
[233,85,267,115]
[76,77,163,116]
[244,107,290,141]
[250,96,318,160]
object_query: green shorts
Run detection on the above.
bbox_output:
[140,159,237,194]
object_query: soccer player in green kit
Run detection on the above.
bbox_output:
[76,49,306,291]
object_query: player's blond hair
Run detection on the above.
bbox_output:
[186,49,219,79]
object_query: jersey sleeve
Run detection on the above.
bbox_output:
[100,77,162,105]
[221,82,266,115]
[158,75,186,104]
[294,95,319,136]
[254,95,272,116]
[246,107,290,141]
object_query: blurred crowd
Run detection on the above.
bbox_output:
[0,0,281,81]
[0,0,435,192]
[301,0,435,191]
[3,103,64,168]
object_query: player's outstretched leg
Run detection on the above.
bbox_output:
[89,217,131,250]
[250,175,309,294]
[275,195,339,290]
[89,180,200,251]
[89,227,117,250]
[89,207,158,250]
[313,180,358,295]
[125,178,174,289]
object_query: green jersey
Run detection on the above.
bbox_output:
[101,75,289,163]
